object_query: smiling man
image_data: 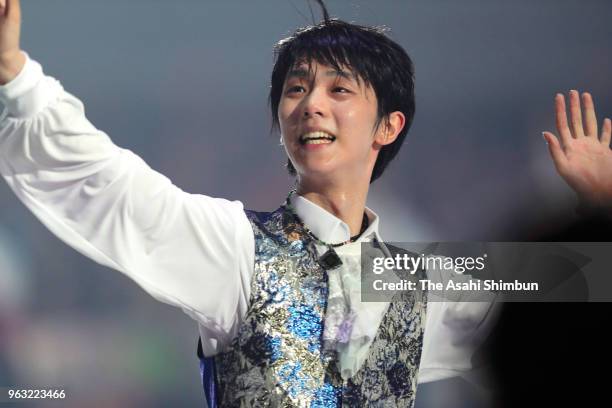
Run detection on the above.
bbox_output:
[0,0,426,405]
[271,23,412,239]
[279,61,401,197]
[2,0,610,407]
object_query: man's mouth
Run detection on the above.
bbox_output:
[299,131,336,145]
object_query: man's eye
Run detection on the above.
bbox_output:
[286,85,306,93]
[333,87,351,94]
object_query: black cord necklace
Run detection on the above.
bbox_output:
[284,190,370,269]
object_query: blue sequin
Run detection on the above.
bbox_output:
[289,240,305,254]
[307,342,320,354]
[260,271,291,304]
[270,337,283,362]
[311,383,340,408]
[287,304,322,340]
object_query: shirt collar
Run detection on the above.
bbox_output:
[290,193,382,245]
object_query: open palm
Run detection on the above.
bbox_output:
[543,90,612,207]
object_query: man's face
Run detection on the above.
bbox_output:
[278,61,382,182]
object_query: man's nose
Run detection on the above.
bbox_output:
[301,89,327,118]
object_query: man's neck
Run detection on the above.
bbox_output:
[296,180,370,237]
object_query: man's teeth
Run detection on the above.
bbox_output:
[301,131,335,144]
[304,139,332,144]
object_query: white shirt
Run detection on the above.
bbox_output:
[0,54,498,384]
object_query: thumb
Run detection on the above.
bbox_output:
[543,131,567,173]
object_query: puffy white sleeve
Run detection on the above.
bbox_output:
[418,259,501,384]
[0,54,255,347]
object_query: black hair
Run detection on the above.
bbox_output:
[269,7,415,183]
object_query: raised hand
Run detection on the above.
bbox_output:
[543,90,612,209]
[0,0,25,85]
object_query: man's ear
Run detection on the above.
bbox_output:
[374,111,406,146]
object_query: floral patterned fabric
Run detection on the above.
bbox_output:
[212,205,427,407]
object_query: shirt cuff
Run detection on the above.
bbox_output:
[0,52,55,119]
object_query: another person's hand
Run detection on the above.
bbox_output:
[0,0,25,85]
[543,90,612,209]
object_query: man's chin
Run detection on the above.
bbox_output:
[296,167,337,181]
[296,165,365,184]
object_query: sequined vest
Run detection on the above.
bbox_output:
[210,205,427,407]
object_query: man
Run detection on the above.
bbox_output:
[0,1,424,405]
[1,0,610,406]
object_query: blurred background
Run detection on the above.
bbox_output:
[1,0,611,406]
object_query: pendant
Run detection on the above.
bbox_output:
[319,248,343,270]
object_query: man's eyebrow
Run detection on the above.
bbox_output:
[286,68,357,81]
[329,69,355,80]
[286,68,309,79]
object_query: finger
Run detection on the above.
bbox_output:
[5,0,19,20]
[601,118,612,147]
[543,131,568,173]
[582,92,598,137]
[555,93,573,147]
[569,90,584,138]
